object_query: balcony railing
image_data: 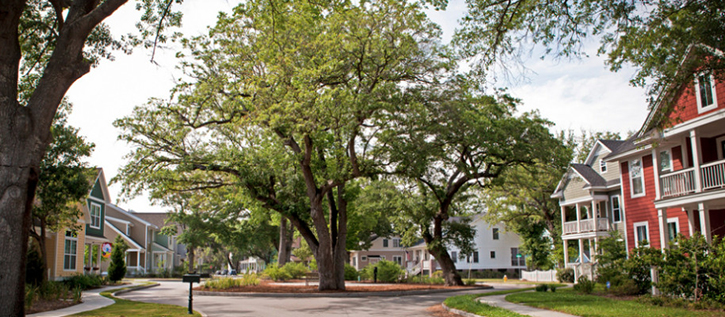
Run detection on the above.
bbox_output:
[563,218,609,235]
[661,167,696,198]
[702,160,725,190]
[660,159,725,199]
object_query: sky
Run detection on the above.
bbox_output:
[65,0,649,213]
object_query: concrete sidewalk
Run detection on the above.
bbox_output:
[27,282,152,317]
[476,293,578,317]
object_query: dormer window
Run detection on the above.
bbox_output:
[695,72,718,113]
[90,202,102,229]
[599,160,607,173]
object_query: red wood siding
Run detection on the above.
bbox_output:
[668,80,725,124]
[667,207,690,238]
[622,155,661,250]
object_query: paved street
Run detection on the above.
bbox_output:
[117,281,529,317]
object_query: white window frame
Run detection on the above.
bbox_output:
[382,239,388,248]
[600,159,607,173]
[451,251,458,263]
[667,217,680,242]
[392,255,402,266]
[392,238,401,248]
[629,158,646,198]
[659,149,673,173]
[695,72,719,113]
[64,231,78,271]
[361,255,367,262]
[634,221,650,247]
[611,195,622,223]
[492,228,499,240]
[90,202,102,229]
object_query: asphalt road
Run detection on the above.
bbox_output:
[117,281,528,317]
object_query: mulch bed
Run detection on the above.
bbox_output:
[196,279,487,293]
[26,299,78,314]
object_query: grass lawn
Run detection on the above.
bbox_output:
[506,288,725,317]
[473,278,564,285]
[443,288,535,317]
[71,287,202,317]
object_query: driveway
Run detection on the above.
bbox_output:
[117,281,529,316]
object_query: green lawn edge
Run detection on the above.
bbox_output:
[505,288,725,317]
[71,282,202,317]
[443,287,536,317]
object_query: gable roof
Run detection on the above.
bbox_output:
[106,203,157,229]
[599,139,626,152]
[571,164,606,187]
[132,212,170,229]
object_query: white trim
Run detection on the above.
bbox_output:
[694,72,719,114]
[634,221,650,248]
[605,143,653,162]
[611,195,622,223]
[106,203,157,229]
[629,158,646,198]
[664,108,725,139]
[654,188,725,209]
[659,148,673,173]
[105,221,144,250]
[667,217,680,241]
[63,231,78,271]
[105,215,134,226]
[717,136,725,160]
[89,202,102,229]
[600,159,608,173]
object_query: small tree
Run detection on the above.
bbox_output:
[107,236,128,282]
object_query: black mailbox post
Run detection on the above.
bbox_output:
[183,274,201,315]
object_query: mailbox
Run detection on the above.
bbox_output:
[183,274,200,283]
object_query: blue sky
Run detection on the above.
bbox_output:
[66,0,649,213]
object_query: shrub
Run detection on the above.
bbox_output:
[344,263,359,281]
[263,264,291,281]
[573,275,595,294]
[407,275,445,284]
[204,277,239,290]
[282,262,308,279]
[556,268,574,283]
[241,273,260,286]
[107,236,129,282]
[361,260,404,282]
[464,279,477,286]
[550,284,557,292]
[25,285,37,310]
[468,270,506,279]
[535,284,549,292]
[309,259,318,272]
[611,279,639,296]
[63,274,105,290]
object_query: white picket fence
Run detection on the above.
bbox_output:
[520,269,557,282]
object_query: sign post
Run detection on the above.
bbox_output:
[182,274,201,315]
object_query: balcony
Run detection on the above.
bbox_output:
[563,218,609,235]
[661,159,725,199]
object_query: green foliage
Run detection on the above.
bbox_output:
[292,241,313,264]
[622,243,663,295]
[595,231,628,287]
[62,274,105,290]
[549,284,557,292]
[464,278,477,286]
[344,264,359,281]
[557,268,574,283]
[108,236,129,282]
[263,264,292,281]
[361,260,405,283]
[26,244,44,287]
[308,259,318,272]
[282,262,308,279]
[444,290,533,317]
[611,279,640,296]
[203,275,260,290]
[535,284,549,292]
[574,276,595,294]
[407,275,445,285]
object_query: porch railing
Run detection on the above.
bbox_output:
[702,159,725,190]
[661,167,696,198]
[563,218,609,235]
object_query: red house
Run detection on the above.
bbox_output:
[605,49,725,251]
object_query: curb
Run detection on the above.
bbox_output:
[442,303,482,317]
[195,285,493,298]
[111,282,161,296]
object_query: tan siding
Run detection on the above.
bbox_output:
[602,160,621,182]
[562,177,590,201]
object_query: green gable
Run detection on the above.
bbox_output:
[90,178,104,200]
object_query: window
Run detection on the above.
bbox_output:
[600,160,607,173]
[490,251,496,259]
[90,202,102,229]
[660,150,672,172]
[382,239,388,248]
[695,72,718,113]
[611,196,622,223]
[597,201,607,218]
[629,158,645,197]
[451,251,458,263]
[511,248,525,266]
[352,256,357,267]
[667,218,680,242]
[393,255,402,266]
[393,238,401,248]
[467,251,479,263]
[361,256,367,261]
[492,228,499,240]
[64,231,78,271]
[634,221,649,247]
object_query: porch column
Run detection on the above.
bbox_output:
[137,252,141,272]
[690,130,702,193]
[578,239,584,263]
[652,148,661,200]
[658,209,669,250]
[592,237,599,262]
[576,204,581,233]
[699,202,712,243]
[96,245,102,274]
[87,244,92,272]
[561,205,567,233]
[563,239,569,267]
[686,208,695,237]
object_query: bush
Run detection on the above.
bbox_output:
[263,264,291,281]
[407,275,445,284]
[557,268,574,283]
[107,236,129,282]
[63,274,105,290]
[535,284,549,292]
[611,279,639,296]
[309,259,318,272]
[549,284,557,292]
[282,262,308,279]
[573,275,595,294]
[467,270,507,279]
[464,279,477,286]
[344,263,359,281]
[204,277,239,290]
[241,273,260,286]
[361,260,404,282]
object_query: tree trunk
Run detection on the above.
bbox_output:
[187,247,195,273]
[277,217,290,266]
[428,242,464,286]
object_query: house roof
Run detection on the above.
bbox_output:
[132,212,170,229]
[598,139,626,153]
[602,135,644,161]
[570,164,606,187]
[106,203,156,229]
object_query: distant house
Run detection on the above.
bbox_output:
[349,214,525,276]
